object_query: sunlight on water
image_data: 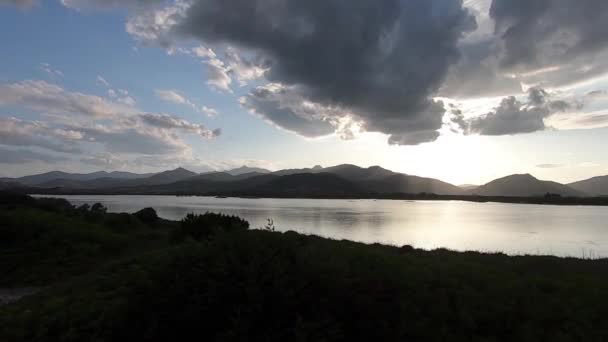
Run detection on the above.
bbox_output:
[35,195,608,258]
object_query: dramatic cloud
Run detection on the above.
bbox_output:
[240,84,337,138]
[77,0,608,144]
[490,0,608,70]
[468,96,548,135]
[155,89,218,116]
[455,87,581,136]
[126,0,477,145]
[443,0,608,99]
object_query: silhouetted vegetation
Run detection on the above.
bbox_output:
[1,192,608,341]
[134,207,159,224]
[170,212,249,242]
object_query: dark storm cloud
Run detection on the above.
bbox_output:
[241,85,336,138]
[439,39,521,98]
[455,87,581,136]
[441,0,608,99]
[490,0,608,69]
[467,96,549,135]
[131,0,477,144]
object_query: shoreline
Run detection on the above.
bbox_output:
[30,191,608,207]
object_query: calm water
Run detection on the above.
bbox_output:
[35,195,608,258]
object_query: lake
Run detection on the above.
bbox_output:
[35,195,608,258]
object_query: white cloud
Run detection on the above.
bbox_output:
[40,63,63,78]
[192,45,216,59]
[140,113,220,139]
[155,89,218,117]
[0,80,135,119]
[155,89,188,105]
[0,79,221,168]
[204,57,232,92]
[0,117,81,153]
[118,96,137,106]
[96,75,110,87]
[125,0,188,47]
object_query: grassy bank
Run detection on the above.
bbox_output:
[1,193,607,341]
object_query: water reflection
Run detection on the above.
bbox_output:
[34,195,608,258]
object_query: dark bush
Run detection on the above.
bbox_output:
[0,192,33,206]
[134,207,159,224]
[34,197,74,213]
[91,202,107,213]
[76,203,90,213]
[171,212,249,242]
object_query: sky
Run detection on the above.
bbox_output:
[1,0,607,185]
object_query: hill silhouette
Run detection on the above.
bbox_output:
[569,175,608,196]
[472,174,584,197]
[4,165,605,198]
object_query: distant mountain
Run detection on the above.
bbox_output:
[244,173,365,197]
[184,171,266,183]
[16,164,465,196]
[269,164,462,195]
[568,176,608,196]
[273,167,318,176]
[362,174,464,195]
[140,167,198,185]
[312,164,461,195]
[458,184,479,191]
[7,170,155,186]
[0,180,23,190]
[472,174,585,197]
[35,177,131,189]
[226,166,271,176]
[13,165,607,199]
[105,171,157,179]
[321,164,395,181]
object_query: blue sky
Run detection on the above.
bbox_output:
[1,0,608,185]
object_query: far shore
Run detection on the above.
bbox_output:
[30,191,608,206]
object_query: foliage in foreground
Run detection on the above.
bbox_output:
[1,193,608,341]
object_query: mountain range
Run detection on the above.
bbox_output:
[1,165,607,198]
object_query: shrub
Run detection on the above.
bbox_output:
[34,197,74,213]
[91,203,107,213]
[171,212,249,242]
[134,207,159,224]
